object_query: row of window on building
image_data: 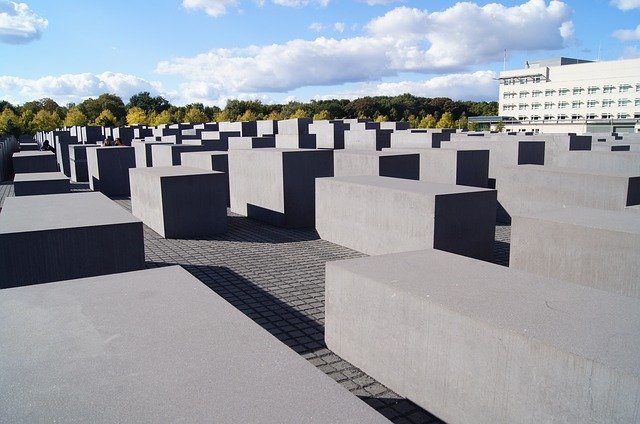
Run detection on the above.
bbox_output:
[510,113,638,121]
[503,98,640,111]
[502,84,639,99]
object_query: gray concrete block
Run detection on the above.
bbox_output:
[316,176,496,259]
[228,136,276,150]
[13,172,70,196]
[549,151,640,174]
[510,207,640,298]
[344,129,392,151]
[18,142,39,151]
[12,151,58,174]
[87,146,136,196]
[180,151,230,206]
[69,144,100,182]
[333,150,419,180]
[150,144,210,167]
[229,148,334,228]
[132,140,171,167]
[308,120,348,149]
[0,192,144,288]
[130,166,227,238]
[325,249,640,424]
[0,266,386,424]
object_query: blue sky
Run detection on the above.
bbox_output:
[0,0,638,107]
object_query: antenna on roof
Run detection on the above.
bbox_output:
[503,49,508,71]
[597,42,601,61]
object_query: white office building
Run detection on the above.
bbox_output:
[498,57,640,133]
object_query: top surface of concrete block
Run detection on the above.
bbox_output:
[180,151,227,158]
[330,249,640,377]
[12,151,55,158]
[336,149,417,158]
[520,165,638,178]
[0,265,386,423]
[13,172,68,182]
[324,175,492,196]
[130,166,221,178]
[0,192,140,234]
[519,206,640,234]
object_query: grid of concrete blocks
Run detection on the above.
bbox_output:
[1,119,639,423]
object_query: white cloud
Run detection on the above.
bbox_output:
[614,24,640,41]
[272,0,328,6]
[358,0,404,5]
[610,0,640,10]
[183,0,326,17]
[159,1,573,93]
[333,21,345,33]
[0,72,164,104]
[0,0,48,44]
[309,22,324,32]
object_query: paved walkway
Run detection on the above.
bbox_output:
[1,182,511,423]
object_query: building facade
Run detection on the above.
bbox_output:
[498,57,640,133]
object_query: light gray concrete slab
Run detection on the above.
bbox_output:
[333,150,419,180]
[132,140,171,168]
[150,143,210,167]
[87,146,136,196]
[13,171,70,196]
[548,151,640,174]
[12,151,58,174]
[316,176,496,259]
[180,151,230,206]
[0,192,144,287]
[510,207,640,298]
[69,144,100,182]
[0,266,387,424]
[130,166,227,238]
[325,248,640,424]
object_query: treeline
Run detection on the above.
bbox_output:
[0,92,497,136]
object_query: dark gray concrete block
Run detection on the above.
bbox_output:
[87,147,136,196]
[150,144,211,166]
[333,150,419,180]
[12,151,58,174]
[13,172,70,196]
[0,192,144,288]
[130,166,227,238]
[0,266,387,423]
[69,144,100,182]
[132,140,171,167]
[180,151,230,207]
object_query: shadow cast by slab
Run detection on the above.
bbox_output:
[360,396,442,423]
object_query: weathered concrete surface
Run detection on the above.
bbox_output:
[13,172,70,196]
[12,151,58,174]
[132,140,171,168]
[0,266,387,424]
[150,143,210,167]
[0,192,144,288]
[325,249,640,424]
[180,151,230,206]
[510,207,640,298]
[316,176,496,260]
[333,150,419,180]
[87,146,136,196]
[130,166,227,238]
[69,144,100,182]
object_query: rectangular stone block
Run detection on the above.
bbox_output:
[344,129,392,151]
[333,150,419,180]
[130,166,227,238]
[18,143,39,151]
[510,207,640,298]
[180,151,230,206]
[229,148,334,228]
[0,192,144,288]
[87,146,136,196]
[228,136,276,150]
[13,172,70,196]
[69,144,99,182]
[132,140,171,167]
[12,151,58,174]
[325,249,640,424]
[0,266,385,424]
[308,120,348,149]
[150,144,210,166]
[316,176,496,259]
[414,148,489,187]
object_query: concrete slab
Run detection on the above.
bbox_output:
[132,140,172,168]
[12,151,58,174]
[180,151,230,206]
[69,144,100,182]
[87,146,136,196]
[510,207,640,298]
[150,144,210,166]
[130,166,227,238]
[0,266,386,424]
[13,172,70,196]
[316,176,496,259]
[0,192,144,287]
[333,150,419,180]
[325,249,640,424]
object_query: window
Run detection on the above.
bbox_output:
[518,115,528,121]
[518,103,529,110]
[532,90,542,97]
[558,101,569,109]
[531,103,541,110]
[572,101,583,109]
[587,100,598,108]
[519,91,529,98]
[601,113,613,119]
[572,87,584,95]
[571,114,582,120]
[636,84,640,92]
[544,114,554,120]
[587,86,599,94]
[533,76,542,83]
[558,88,569,96]
[586,114,597,119]
[618,99,630,107]
[502,104,516,111]
[544,102,554,109]
[603,85,615,93]
[545,89,555,97]
[602,99,614,107]
[619,84,632,93]
[558,114,567,120]
[635,99,640,106]
[618,113,629,119]
[531,115,540,120]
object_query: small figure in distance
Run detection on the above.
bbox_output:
[114,137,124,146]
[103,137,113,147]
[41,139,56,153]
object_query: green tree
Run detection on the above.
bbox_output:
[31,110,61,132]
[150,110,173,125]
[19,109,35,134]
[184,107,209,124]
[266,110,283,120]
[436,111,455,129]
[313,110,331,120]
[495,121,505,132]
[238,109,257,122]
[78,94,126,125]
[468,121,479,131]
[94,109,117,127]
[63,107,89,126]
[0,107,20,136]
[127,91,170,114]
[126,107,149,125]
[455,113,468,129]
[418,114,437,128]
[407,114,419,129]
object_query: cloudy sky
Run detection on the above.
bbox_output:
[0,0,638,106]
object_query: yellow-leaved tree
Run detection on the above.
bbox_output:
[126,107,149,125]
[63,107,89,127]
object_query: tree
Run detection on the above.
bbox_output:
[31,110,61,132]
[418,114,437,128]
[214,110,232,122]
[39,98,60,113]
[78,94,125,125]
[374,114,389,122]
[94,109,117,127]
[289,108,309,119]
[436,111,455,129]
[495,121,505,132]
[19,109,35,134]
[238,109,257,122]
[150,110,173,126]
[126,107,149,125]
[455,113,468,129]
[184,107,208,124]
[0,107,20,136]
[407,114,419,129]
[468,121,479,131]
[266,110,283,120]
[313,110,331,120]
[63,107,89,126]
[127,91,170,114]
